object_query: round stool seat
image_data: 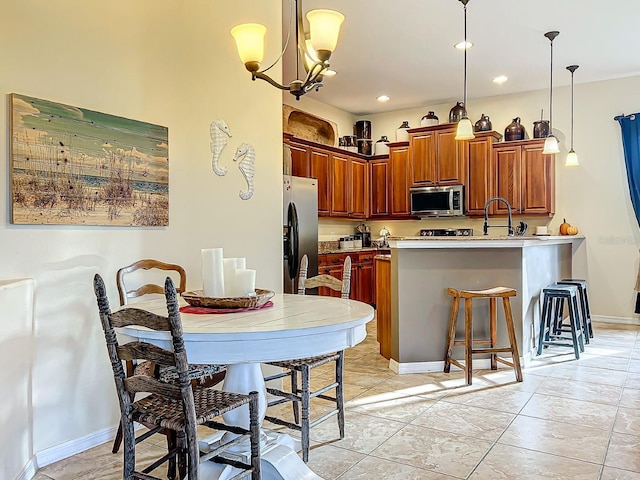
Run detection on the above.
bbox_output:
[447,287,516,298]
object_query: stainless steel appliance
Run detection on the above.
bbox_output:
[420,228,474,237]
[283,176,318,294]
[410,184,464,217]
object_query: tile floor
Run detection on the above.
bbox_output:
[36,321,640,480]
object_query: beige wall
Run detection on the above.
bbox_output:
[313,76,640,320]
[0,0,282,468]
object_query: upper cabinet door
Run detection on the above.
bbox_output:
[330,152,350,217]
[350,157,369,218]
[436,129,465,185]
[521,142,554,214]
[369,159,389,217]
[310,149,331,216]
[289,142,310,178]
[493,144,522,213]
[389,144,411,216]
[410,130,437,186]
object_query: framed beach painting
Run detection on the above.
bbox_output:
[10,93,169,226]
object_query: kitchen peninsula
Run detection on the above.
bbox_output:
[383,235,586,373]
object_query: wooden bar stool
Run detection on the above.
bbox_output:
[537,284,584,359]
[557,279,593,341]
[444,287,523,385]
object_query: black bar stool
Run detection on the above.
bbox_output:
[557,278,593,341]
[537,284,584,359]
[444,286,523,386]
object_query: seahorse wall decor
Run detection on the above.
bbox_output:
[233,143,255,200]
[209,119,232,176]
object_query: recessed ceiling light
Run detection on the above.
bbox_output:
[376,95,390,103]
[454,41,474,50]
[493,75,508,84]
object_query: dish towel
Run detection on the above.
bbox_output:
[635,249,640,314]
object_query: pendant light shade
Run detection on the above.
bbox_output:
[565,150,579,167]
[565,64,580,167]
[542,31,560,154]
[543,135,559,155]
[455,0,475,141]
[456,118,475,140]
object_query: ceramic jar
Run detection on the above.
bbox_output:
[396,121,411,142]
[533,120,550,139]
[354,120,371,140]
[374,135,390,155]
[449,102,466,123]
[504,117,526,141]
[474,114,492,132]
[420,111,439,127]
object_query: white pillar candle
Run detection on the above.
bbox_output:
[235,269,256,296]
[201,248,224,297]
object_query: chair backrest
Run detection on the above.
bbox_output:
[116,259,187,306]
[297,254,351,299]
[94,273,200,477]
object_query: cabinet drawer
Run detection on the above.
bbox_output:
[318,254,328,267]
[358,252,375,263]
[327,253,347,266]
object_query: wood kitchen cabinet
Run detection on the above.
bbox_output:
[288,142,310,178]
[408,124,466,187]
[330,153,368,219]
[309,148,331,216]
[374,255,391,359]
[492,138,554,215]
[369,158,389,217]
[389,141,412,217]
[465,131,503,216]
[317,252,375,305]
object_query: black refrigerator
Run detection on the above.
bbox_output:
[283,175,318,294]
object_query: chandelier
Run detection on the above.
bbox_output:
[231,0,344,100]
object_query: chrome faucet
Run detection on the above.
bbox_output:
[483,197,514,236]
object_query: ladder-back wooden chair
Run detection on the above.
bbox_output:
[94,274,261,480]
[264,254,351,462]
[112,259,226,455]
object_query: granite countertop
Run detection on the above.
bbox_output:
[388,235,585,249]
[318,246,389,254]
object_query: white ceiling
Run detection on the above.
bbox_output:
[281,0,640,116]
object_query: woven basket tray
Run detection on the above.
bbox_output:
[181,289,274,309]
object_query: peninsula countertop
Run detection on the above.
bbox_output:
[388,235,585,249]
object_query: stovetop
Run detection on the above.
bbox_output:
[420,228,474,237]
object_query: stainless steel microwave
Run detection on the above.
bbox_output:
[410,184,464,217]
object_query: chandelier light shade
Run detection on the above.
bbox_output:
[542,31,560,155]
[455,0,475,141]
[306,9,344,55]
[230,23,267,66]
[231,0,344,100]
[565,64,580,166]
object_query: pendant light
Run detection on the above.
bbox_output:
[455,0,474,141]
[231,0,344,100]
[565,65,580,166]
[542,31,560,154]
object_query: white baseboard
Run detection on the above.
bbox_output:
[35,425,119,469]
[15,457,38,480]
[389,357,516,375]
[593,314,640,326]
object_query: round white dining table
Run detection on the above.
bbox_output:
[117,293,374,480]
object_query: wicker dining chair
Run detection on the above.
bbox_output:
[94,274,261,480]
[264,254,351,462]
[111,259,226,455]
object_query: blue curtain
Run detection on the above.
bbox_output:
[615,113,640,312]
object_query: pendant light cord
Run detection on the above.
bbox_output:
[549,38,553,133]
[570,69,574,150]
[463,3,468,113]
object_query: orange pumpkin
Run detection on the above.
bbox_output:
[566,225,579,235]
[559,219,571,235]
